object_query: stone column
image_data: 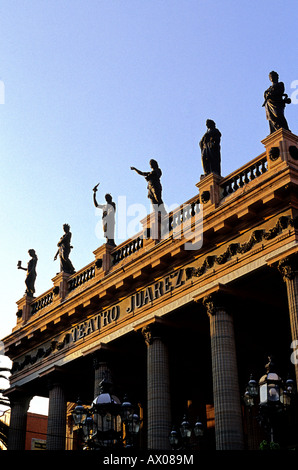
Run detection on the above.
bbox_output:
[142,321,171,451]
[278,255,298,388]
[46,377,67,450]
[93,353,113,398]
[202,293,244,450]
[6,388,32,450]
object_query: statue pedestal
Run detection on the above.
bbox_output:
[51,272,71,303]
[262,129,298,171]
[93,243,115,276]
[196,172,223,212]
[15,295,34,328]
[141,212,162,247]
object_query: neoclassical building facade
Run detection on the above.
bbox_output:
[2,128,298,451]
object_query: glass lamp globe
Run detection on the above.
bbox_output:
[72,399,88,426]
[179,415,192,439]
[169,428,179,447]
[126,413,141,435]
[259,357,282,406]
[194,418,204,438]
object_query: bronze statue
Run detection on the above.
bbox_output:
[199,119,221,176]
[263,71,291,134]
[131,159,166,214]
[54,224,75,274]
[93,183,116,246]
[17,249,38,296]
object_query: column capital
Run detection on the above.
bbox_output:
[3,385,32,408]
[39,365,66,390]
[277,253,298,281]
[202,292,232,317]
[193,284,232,316]
[134,316,168,346]
[141,324,155,346]
[202,293,222,316]
[92,348,110,370]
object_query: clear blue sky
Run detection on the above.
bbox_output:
[0,0,297,413]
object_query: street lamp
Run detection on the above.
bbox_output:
[72,377,141,450]
[282,376,295,407]
[244,374,258,407]
[169,414,204,450]
[72,399,88,426]
[179,415,192,440]
[121,395,141,447]
[245,356,295,410]
[259,361,282,407]
[194,417,204,438]
[244,355,296,446]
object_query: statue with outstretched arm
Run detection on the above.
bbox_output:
[93,183,116,246]
[131,159,166,215]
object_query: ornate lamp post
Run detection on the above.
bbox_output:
[244,356,296,447]
[72,377,141,450]
[169,414,204,450]
[243,375,258,407]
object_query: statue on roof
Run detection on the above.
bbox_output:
[54,224,75,274]
[93,183,116,246]
[131,159,166,215]
[263,71,291,134]
[17,249,38,296]
[199,119,221,176]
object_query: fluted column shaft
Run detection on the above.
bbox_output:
[46,381,66,450]
[142,324,171,451]
[278,256,298,387]
[93,356,112,398]
[203,294,244,450]
[7,391,31,450]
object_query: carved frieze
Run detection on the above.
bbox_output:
[10,214,297,376]
[186,215,297,280]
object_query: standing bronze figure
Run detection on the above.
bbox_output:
[263,71,291,134]
[17,249,38,296]
[93,183,116,246]
[54,224,75,274]
[199,120,221,176]
[131,159,166,214]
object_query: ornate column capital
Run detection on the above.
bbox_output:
[278,254,298,281]
[141,323,164,346]
[135,317,167,346]
[39,365,66,392]
[196,284,231,317]
[4,386,32,409]
[92,344,110,369]
[141,324,155,346]
[202,293,220,316]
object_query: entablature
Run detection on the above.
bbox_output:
[3,129,298,376]
[5,205,298,387]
